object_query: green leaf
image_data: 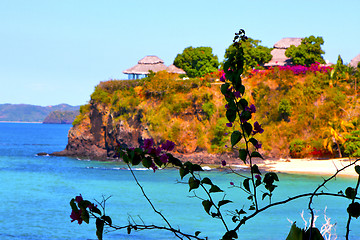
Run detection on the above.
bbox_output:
[153,156,163,168]
[243,178,250,192]
[221,83,230,95]
[202,200,212,214]
[101,215,112,225]
[345,187,357,200]
[192,164,203,172]
[226,109,236,123]
[239,149,247,163]
[81,209,90,224]
[243,122,253,136]
[355,165,360,175]
[251,164,261,175]
[91,206,102,215]
[96,218,104,240]
[70,199,78,212]
[251,151,263,159]
[195,231,201,237]
[231,131,242,147]
[189,177,200,191]
[347,202,360,218]
[168,154,183,167]
[142,157,152,169]
[79,200,92,210]
[248,138,258,148]
[222,230,238,240]
[237,209,246,215]
[201,177,213,185]
[209,184,223,193]
[286,222,304,240]
[218,200,232,207]
[262,193,270,200]
[179,167,189,179]
[239,99,248,110]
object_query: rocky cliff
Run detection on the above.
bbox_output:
[53,77,228,160]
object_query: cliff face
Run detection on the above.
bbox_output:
[54,77,222,159]
[55,101,147,158]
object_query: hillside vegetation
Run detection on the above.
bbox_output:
[75,66,360,158]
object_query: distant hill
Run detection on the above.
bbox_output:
[43,110,80,124]
[0,103,80,122]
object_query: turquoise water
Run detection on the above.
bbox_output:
[0,122,359,239]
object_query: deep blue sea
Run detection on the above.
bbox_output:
[0,122,359,239]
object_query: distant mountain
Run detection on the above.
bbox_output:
[43,110,80,124]
[0,103,80,122]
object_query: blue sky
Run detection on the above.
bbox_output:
[0,0,359,106]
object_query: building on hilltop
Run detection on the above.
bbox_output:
[350,54,360,68]
[264,38,303,67]
[123,56,186,80]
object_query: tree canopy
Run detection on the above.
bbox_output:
[285,35,325,66]
[224,37,272,70]
[174,46,219,78]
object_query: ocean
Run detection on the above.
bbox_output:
[0,122,359,239]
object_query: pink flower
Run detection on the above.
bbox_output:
[75,194,83,203]
[252,121,264,135]
[150,146,162,156]
[161,140,175,151]
[142,138,154,151]
[150,162,158,172]
[245,104,256,113]
[220,73,226,82]
[70,209,83,224]
[160,154,169,163]
[230,182,234,186]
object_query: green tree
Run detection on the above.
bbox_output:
[285,35,325,66]
[224,37,272,71]
[174,46,219,78]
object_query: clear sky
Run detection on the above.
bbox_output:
[0,0,359,106]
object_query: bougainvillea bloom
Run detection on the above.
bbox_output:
[220,73,226,82]
[160,154,169,163]
[70,209,83,224]
[253,121,264,135]
[161,140,175,151]
[75,194,83,203]
[142,138,154,150]
[230,182,234,186]
[245,104,256,113]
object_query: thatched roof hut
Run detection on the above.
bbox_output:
[350,54,360,68]
[264,38,303,67]
[123,56,168,79]
[166,64,186,74]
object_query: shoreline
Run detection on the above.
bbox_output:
[256,158,360,178]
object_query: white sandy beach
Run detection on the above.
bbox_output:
[259,158,360,177]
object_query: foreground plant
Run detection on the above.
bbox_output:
[70,30,360,240]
